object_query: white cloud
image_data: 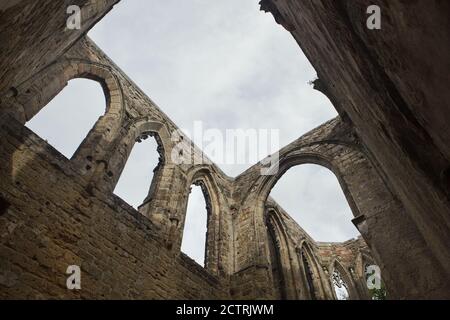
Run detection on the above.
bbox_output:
[26,79,106,159]
[181,185,208,266]
[270,165,359,242]
[113,137,160,209]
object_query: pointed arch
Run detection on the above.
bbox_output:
[181,183,209,267]
[266,218,287,299]
[12,59,124,136]
[252,149,363,220]
[358,252,376,279]
[268,163,358,242]
[358,252,387,300]
[6,59,126,175]
[265,206,301,299]
[233,119,406,299]
[113,136,160,209]
[330,259,358,300]
[105,119,170,194]
[181,167,225,275]
[25,78,106,159]
[298,242,330,300]
[300,248,316,300]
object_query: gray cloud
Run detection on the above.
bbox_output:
[180,185,208,265]
[113,138,160,209]
[270,165,359,243]
[26,79,106,158]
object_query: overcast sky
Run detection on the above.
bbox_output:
[26,0,359,266]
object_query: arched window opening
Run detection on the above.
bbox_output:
[301,251,317,300]
[181,184,209,267]
[113,136,159,209]
[267,224,286,300]
[332,268,350,300]
[269,164,359,242]
[25,79,106,159]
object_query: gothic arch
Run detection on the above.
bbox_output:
[12,59,124,130]
[356,252,376,279]
[299,246,317,300]
[231,114,425,299]
[298,242,330,300]
[354,252,381,299]
[252,144,362,220]
[264,203,337,300]
[236,142,365,278]
[329,259,358,300]
[182,167,225,275]
[106,118,170,195]
[266,214,288,299]
[233,121,410,298]
[4,59,125,174]
[265,207,295,299]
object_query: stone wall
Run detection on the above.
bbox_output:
[0,37,378,300]
[231,117,447,299]
[0,0,448,300]
[0,118,229,299]
[0,0,120,96]
[260,1,450,296]
[0,35,235,299]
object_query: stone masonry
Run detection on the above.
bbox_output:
[0,0,449,299]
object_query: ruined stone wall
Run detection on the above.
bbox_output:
[1,0,448,300]
[230,117,448,299]
[0,37,383,299]
[229,196,374,300]
[268,199,374,300]
[0,117,230,299]
[261,1,450,296]
[316,239,373,300]
[0,0,120,96]
[0,36,235,299]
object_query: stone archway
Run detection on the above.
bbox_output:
[180,167,231,276]
[3,59,126,177]
[329,259,357,300]
[232,118,437,299]
[104,119,171,194]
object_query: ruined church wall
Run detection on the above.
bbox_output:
[0,36,235,299]
[230,118,449,299]
[264,0,450,286]
[0,118,229,299]
[1,0,448,300]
